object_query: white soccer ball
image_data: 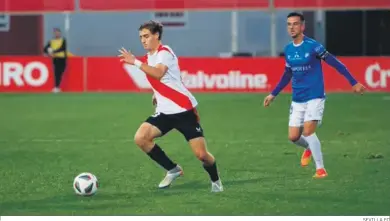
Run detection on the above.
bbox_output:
[73,172,98,196]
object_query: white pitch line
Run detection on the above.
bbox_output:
[382,96,390,101]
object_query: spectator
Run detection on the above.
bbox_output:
[43,28,69,93]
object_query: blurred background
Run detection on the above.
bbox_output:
[0,0,389,93]
[1,0,389,57]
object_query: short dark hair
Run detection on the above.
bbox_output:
[139,20,163,40]
[287,12,305,22]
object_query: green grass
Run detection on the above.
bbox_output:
[0,93,389,215]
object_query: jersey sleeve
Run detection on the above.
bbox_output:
[156,50,174,67]
[313,42,329,60]
[283,47,289,67]
[284,51,291,69]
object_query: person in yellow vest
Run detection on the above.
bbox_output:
[43,28,72,93]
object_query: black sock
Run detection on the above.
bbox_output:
[147,144,177,171]
[203,161,219,182]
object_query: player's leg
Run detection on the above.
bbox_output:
[52,58,61,92]
[134,113,183,188]
[176,109,223,192]
[302,98,327,178]
[189,137,223,192]
[288,102,312,167]
[289,126,308,148]
[56,58,67,88]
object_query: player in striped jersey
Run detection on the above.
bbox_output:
[118,20,223,192]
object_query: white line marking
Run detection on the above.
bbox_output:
[382,96,390,101]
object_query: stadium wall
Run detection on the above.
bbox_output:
[43,11,294,57]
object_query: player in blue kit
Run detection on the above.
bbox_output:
[263,12,365,178]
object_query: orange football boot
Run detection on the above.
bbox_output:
[301,149,312,167]
[313,168,328,178]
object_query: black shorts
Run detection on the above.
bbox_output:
[145,109,204,141]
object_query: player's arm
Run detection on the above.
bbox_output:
[315,44,365,94]
[118,47,169,80]
[43,41,51,55]
[264,65,292,107]
[316,48,357,86]
[137,63,167,80]
[271,66,293,97]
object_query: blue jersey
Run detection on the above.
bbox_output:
[271,36,357,102]
[284,36,327,103]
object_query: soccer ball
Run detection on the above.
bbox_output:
[73,172,98,196]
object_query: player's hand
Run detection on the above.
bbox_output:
[152,94,157,106]
[352,82,365,95]
[118,47,135,65]
[47,48,54,57]
[263,94,275,107]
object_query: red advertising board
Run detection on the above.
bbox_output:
[274,0,390,9]
[85,57,281,92]
[86,57,390,93]
[0,0,75,12]
[0,57,84,92]
[322,57,390,92]
[79,0,269,11]
[1,56,390,93]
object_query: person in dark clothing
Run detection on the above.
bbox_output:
[43,28,68,93]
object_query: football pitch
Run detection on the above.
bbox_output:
[1,93,389,215]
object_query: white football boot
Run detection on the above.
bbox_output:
[211,179,224,192]
[158,165,183,188]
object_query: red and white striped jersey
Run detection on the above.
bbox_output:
[143,45,198,115]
